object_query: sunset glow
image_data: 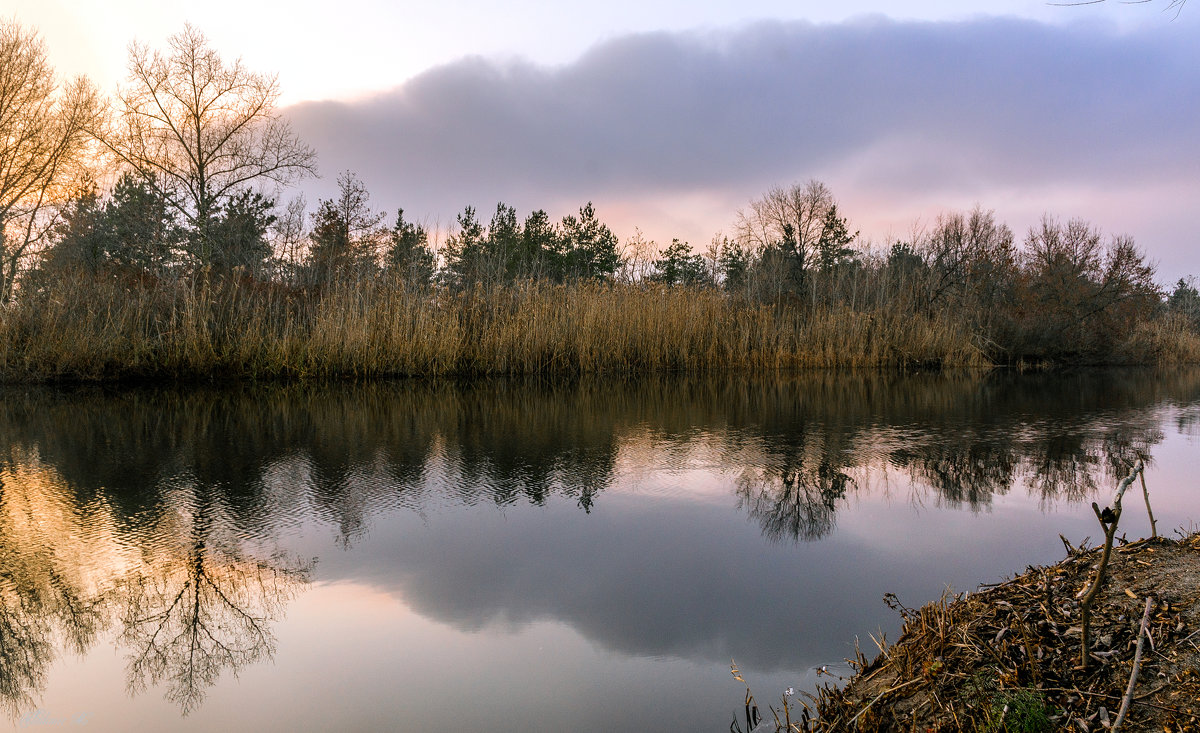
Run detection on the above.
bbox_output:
[11,0,1200,279]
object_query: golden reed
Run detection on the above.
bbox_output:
[0,274,992,382]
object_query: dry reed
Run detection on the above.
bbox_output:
[0,274,989,382]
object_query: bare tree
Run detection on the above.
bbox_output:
[100,24,316,268]
[735,180,841,295]
[737,181,835,263]
[0,20,101,302]
[271,194,308,281]
[304,171,386,285]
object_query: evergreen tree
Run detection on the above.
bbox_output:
[42,184,108,275]
[206,190,276,274]
[815,204,858,272]
[1168,277,1200,329]
[305,172,384,285]
[41,174,182,278]
[717,238,751,292]
[105,174,183,273]
[652,239,706,286]
[520,209,560,280]
[560,202,619,281]
[441,205,487,288]
[886,240,924,274]
[488,202,522,282]
[384,208,434,285]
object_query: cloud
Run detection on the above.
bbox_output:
[284,16,1200,273]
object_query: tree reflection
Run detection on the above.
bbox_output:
[0,577,54,718]
[0,458,111,718]
[892,441,1018,508]
[1,371,1197,552]
[118,505,314,714]
[736,459,855,542]
[0,454,313,719]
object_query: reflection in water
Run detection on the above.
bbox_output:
[118,504,312,713]
[737,456,855,542]
[0,369,1198,721]
[0,451,311,718]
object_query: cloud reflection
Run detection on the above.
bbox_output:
[0,369,1196,715]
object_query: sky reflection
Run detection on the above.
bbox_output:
[1,369,1198,731]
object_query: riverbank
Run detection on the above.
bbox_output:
[3,275,1199,383]
[800,534,1200,732]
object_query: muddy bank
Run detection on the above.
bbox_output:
[788,534,1200,731]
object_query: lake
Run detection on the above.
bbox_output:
[1,370,1197,732]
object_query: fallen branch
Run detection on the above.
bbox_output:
[1112,596,1155,733]
[1077,460,1144,670]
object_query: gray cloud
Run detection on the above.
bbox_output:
[284,16,1200,270]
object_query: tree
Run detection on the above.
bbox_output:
[520,209,560,280]
[487,202,522,282]
[35,174,183,282]
[717,237,752,292]
[101,24,316,269]
[1018,217,1158,357]
[305,172,384,285]
[920,208,1017,324]
[36,182,107,277]
[205,190,276,274]
[383,208,434,285]
[814,204,858,272]
[560,202,620,281]
[735,180,837,290]
[652,239,706,286]
[1167,277,1200,330]
[0,20,101,302]
[441,205,488,288]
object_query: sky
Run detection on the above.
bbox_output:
[8,0,1200,280]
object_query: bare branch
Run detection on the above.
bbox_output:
[99,24,316,266]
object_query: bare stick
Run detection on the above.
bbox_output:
[848,678,922,727]
[1139,470,1157,539]
[1112,460,1144,508]
[1077,461,1144,670]
[1112,596,1155,732]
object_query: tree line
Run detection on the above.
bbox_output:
[2,19,1198,367]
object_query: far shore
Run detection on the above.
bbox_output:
[3,276,1198,385]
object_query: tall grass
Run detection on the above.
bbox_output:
[0,273,986,382]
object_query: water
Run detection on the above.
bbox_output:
[1,370,1198,731]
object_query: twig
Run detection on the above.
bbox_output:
[1038,687,1184,714]
[1139,470,1157,539]
[1077,460,1144,669]
[848,678,921,727]
[1112,596,1154,732]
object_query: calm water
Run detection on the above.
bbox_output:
[1,370,1198,732]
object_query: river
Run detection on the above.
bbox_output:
[1,370,1197,731]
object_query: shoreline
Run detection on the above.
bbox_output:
[791,534,1200,731]
[3,276,1198,385]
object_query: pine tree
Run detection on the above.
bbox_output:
[384,208,434,285]
[652,239,706,285]
[815,204,858,272]
[560,202,619,281]
[305,172,384,285]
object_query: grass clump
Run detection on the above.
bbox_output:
[964,675,1053,733]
